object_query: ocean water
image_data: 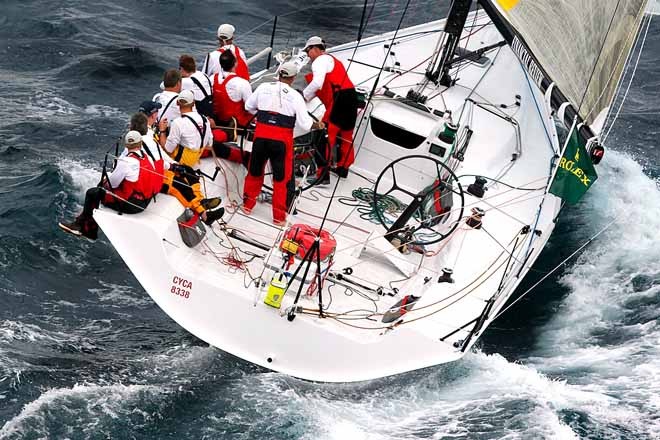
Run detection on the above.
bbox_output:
[0,1,659,439]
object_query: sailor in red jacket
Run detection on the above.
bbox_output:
[58,130,163,240]
[202,24,250,81]
[209,50,254,164]
[242,62,320,225]
[212,50,253,128]
[302,36,359,180]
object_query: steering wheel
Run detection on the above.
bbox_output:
[373,155,465,246]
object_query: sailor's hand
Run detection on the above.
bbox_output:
[208,118,216,129]
[158,118,168,133]
[312,121,325,130]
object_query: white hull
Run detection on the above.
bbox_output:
[96,12,563,382]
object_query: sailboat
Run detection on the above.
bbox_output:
[92,0,649,382]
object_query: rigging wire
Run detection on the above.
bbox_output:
[576,0,624,115]
[602,13,652,144]
[315,0,412,234]
[582,11,650,123]
[492,213,624,321]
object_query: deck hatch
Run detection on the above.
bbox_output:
[369,116,426,149]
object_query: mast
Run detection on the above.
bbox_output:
[427,0,474,86]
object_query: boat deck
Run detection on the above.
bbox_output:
[94,12,563,381]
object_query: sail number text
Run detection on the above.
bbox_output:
[170,276,192,299]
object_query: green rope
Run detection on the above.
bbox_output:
[339,188,412,225]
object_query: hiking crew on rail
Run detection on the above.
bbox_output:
[158,89,224,226]
[59,130,163,239]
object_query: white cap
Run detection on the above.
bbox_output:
[278,61,298,78]
[125,130,142,146]
[177,89,195,105]
[217,24,235,40]
[303,36,325,51]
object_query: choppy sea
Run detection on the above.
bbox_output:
[1,1,659,439]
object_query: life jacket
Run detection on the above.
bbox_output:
[104,150,161,207]
[218,45,250,80]
[212,73,253,126]
[141,140,166,193]
[189,74,214,119]
[280,223,337,262]
[254,110,295,148]
[305,54,354,114]
[169,115,208,167]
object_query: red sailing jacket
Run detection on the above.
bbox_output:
[217,45,250,81]
[305,54,354,116]
[213,73,252,126]
[105,150,162,205]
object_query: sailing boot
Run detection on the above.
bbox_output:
[201,198,224,225]
[58,219,83,237]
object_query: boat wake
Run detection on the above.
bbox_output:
[525,151,660,439]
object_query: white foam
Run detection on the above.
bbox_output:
[0,383,166,438]
[20,90,126,125]
[0,320,60,344]
[88,280,151,307]
[83,104,127,119]
[528,151,660,437]
[56,158,100,200]
[214,353,587,440]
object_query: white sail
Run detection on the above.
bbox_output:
[483,0,648,126]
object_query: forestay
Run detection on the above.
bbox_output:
[483,0,648,126]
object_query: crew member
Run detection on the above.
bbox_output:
[202,24,250,80]
[212,50,253,128]
[138,100,168,147]
[208,49,253,164]
[158,90,224,225]
[153,69,182,128]
[179,54,214,118]
[58,131,163,240]
[125,110,174,171]
[242,62,319,225]
[302,36,358,179]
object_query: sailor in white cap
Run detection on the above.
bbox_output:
[58,130,162,240]
[302,35,358,179]
[158,89,212,167]
[241,61,321,225]
[157,90,224,226]
[202,23,250,80]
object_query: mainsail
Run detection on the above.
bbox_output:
[479,0,648,134]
